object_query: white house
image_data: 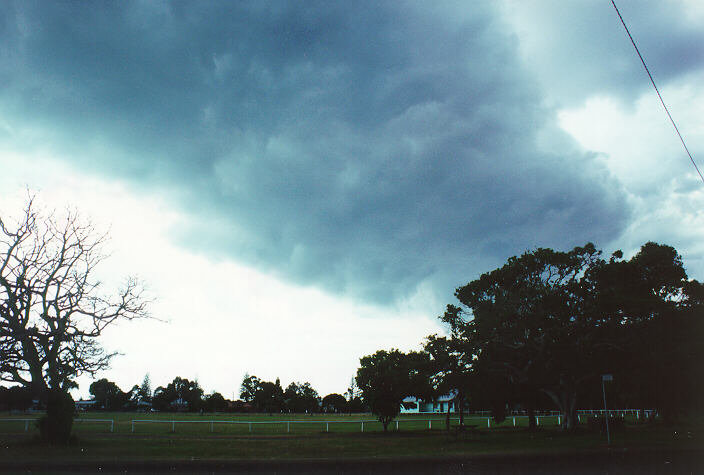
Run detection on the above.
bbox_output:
[75,399,98,411]
[400,390,459,414]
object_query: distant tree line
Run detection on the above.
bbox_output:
[76,373,366,415]
[238,374,366,414]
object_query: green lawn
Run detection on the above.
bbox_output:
[0,412,590,436]
[0,412,700,463]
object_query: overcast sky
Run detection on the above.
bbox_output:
[1,0,703,399]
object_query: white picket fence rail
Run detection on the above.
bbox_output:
[1,410,655,435]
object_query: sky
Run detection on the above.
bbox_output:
[1,0,703,399]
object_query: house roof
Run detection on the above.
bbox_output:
[402,390,458,404]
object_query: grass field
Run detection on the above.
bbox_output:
[0,411,651,436]
[0,411,700,464]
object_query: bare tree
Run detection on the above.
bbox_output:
[0,196,149,397]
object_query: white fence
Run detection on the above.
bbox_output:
[130,419,395,433]
[128,415,581,433]
[1,410,655,435]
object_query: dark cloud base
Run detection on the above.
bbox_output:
[0,1,631,304]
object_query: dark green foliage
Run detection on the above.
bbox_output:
[152,377,204,412]
[284,382,320,413]
[89,378,130,411]
[204,392,227,412]
[256,379,285,414]
[450,244,604,430]
[239,375,290,413]
[137,374,152,403]
[586,243,704,422]
[424,335,473,426]
[356,349,432,432]
[0,386,33,411]
[38,389,75,444]
[239,374,261,403]
[322,393,347,413]
[442,241,704,430]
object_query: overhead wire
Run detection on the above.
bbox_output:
[610,0,704,185]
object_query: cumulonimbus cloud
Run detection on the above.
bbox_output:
[0,1,632,304]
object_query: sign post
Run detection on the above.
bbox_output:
[602,374,613,444]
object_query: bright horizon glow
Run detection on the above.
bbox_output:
[0,153,443,399]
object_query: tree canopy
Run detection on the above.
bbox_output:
[89,378,130,411]
[355,349,432,432]
[240,374,322,413]
[152,376,204,412]
[284,382,320,413]
[442,242,704,429]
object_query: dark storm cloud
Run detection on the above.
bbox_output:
[0,1,633,302]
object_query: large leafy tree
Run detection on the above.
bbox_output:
[423,334,472,427]
[584,242,704,422]
[239,373,261,403]
[89,378,130,411]
[450,244,603,429]
[152,376,204,412]
[255,379,285,414]
[447,242,704,430]
[284,381,321,413]
[321,393,347,413]
[239,374,285,413]
[204,392,228,412]
[356,349,432,432]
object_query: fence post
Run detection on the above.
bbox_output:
[487,418,490,428]
[210,422,214,433]
[557,415,561,426]
[172,421,175,433]
[111,420,114,433]
[25,420,29,432]
[361,421,364,433]
[287,421,290,433]
[396,420,399,431]
[326,422,329,432]
[132,421,135,433]
[428,419,432,430]
[536,417,540,426]
[513,417,516,427]
[249,422,252,433]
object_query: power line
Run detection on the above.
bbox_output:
[611,0,704,185]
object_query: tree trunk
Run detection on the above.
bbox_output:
[445,403,451,430]
[544,388,578,431]
[527,404,537,430]
[564,390,578,430]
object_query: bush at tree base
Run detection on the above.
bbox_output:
[38,390,75,444]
